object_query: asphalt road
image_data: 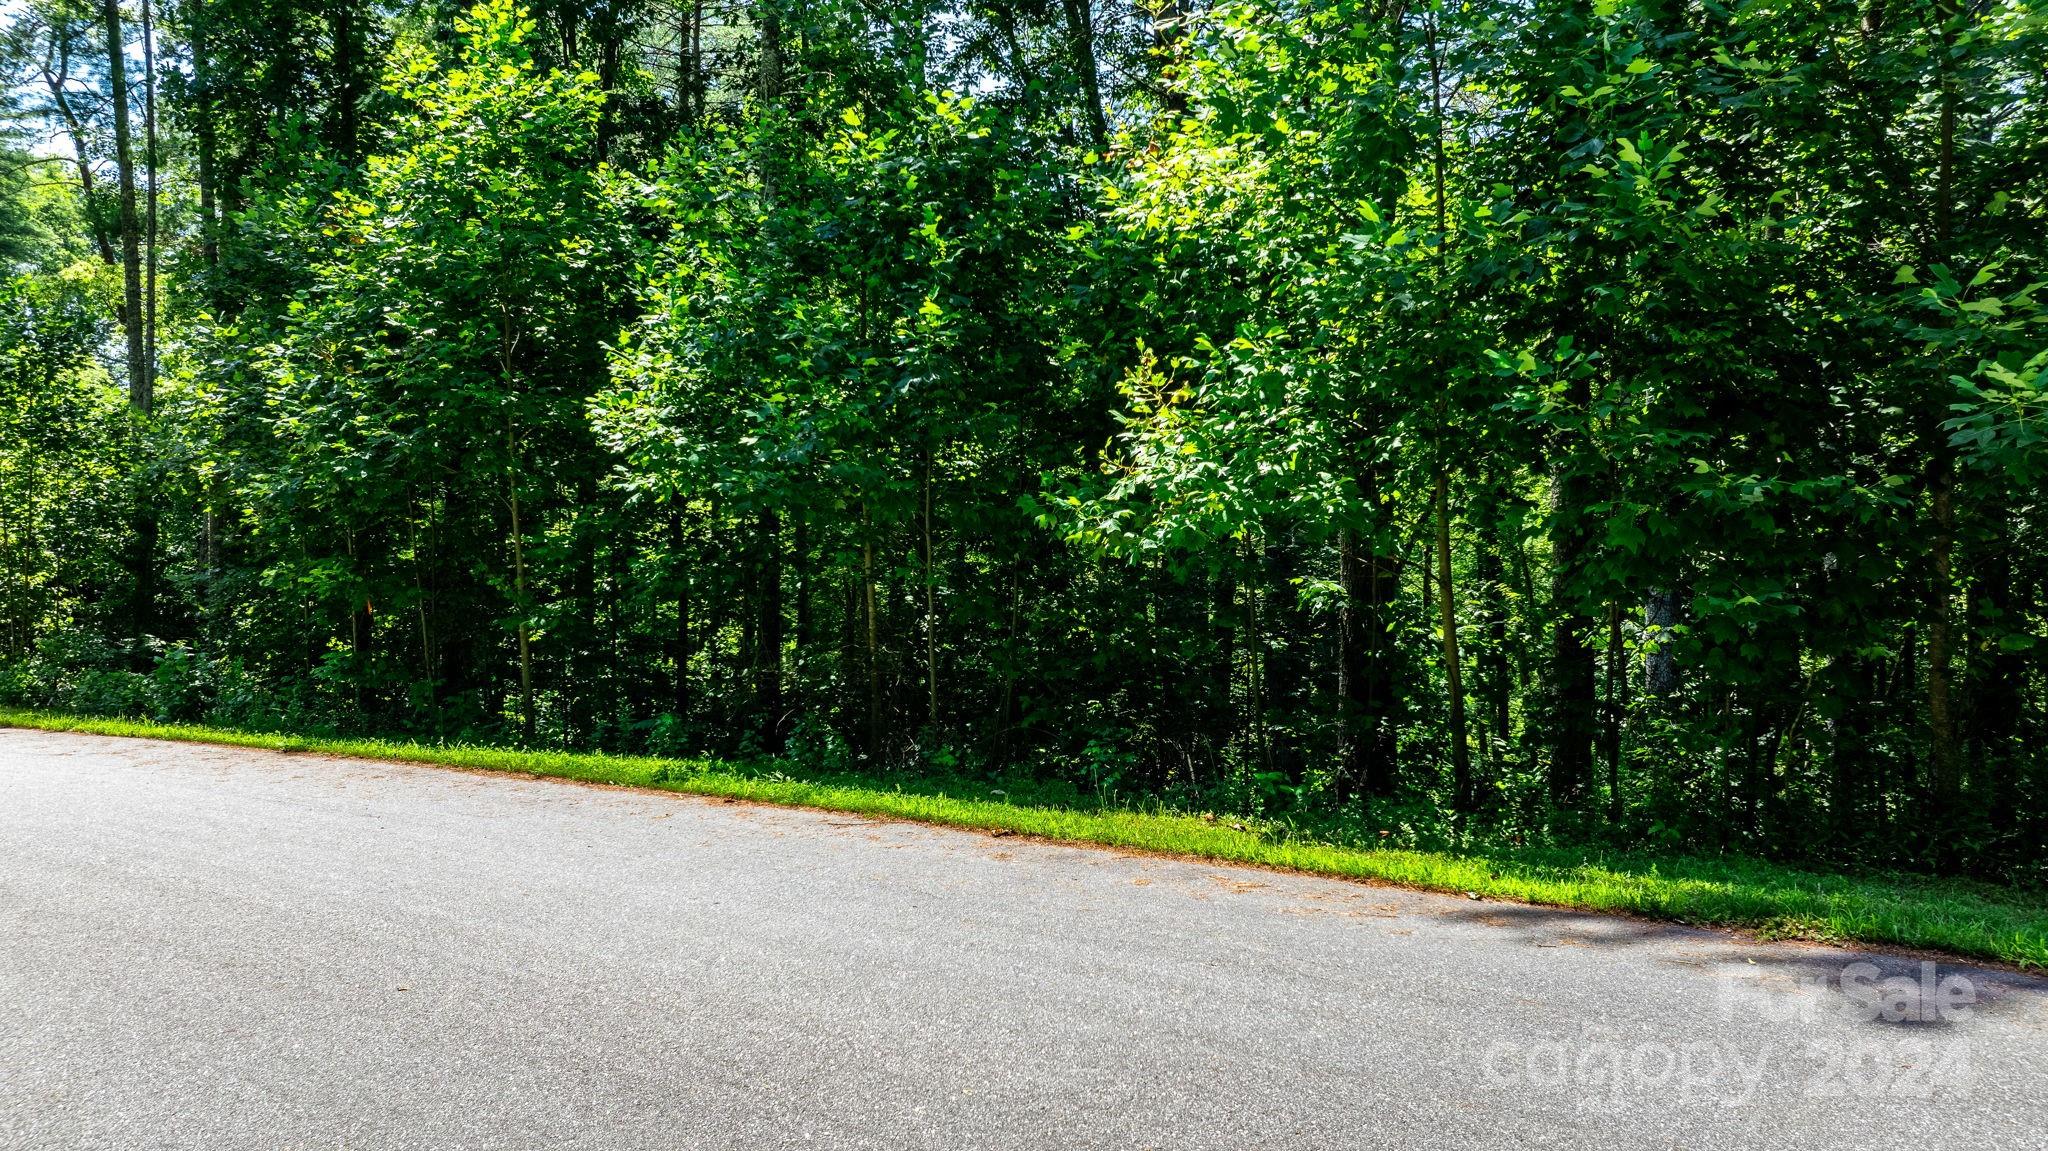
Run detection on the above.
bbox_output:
[3,729,2045,1150]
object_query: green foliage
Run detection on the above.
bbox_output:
[0,269,128,657]
[2,0,2044,885]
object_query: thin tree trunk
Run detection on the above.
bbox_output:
[669,504,691,718]
[99,0,142,389]
[1968,504,2022,851]
[103,0,154,651]
[346,528,370,714]
[506,418,534,743]
[861,505,882,757]
[142,0,158,394]
[594,1,621,160]
[794,510,812,649]
[1546,466,1598,808]
[1831,655,1877,851]
[190,0,219,269]
[411,498,433,691]
[1643,587,1679,695]
[1603,602,1624,824]
[758,0,782,110]
[139,0,162,650]
[1425,15,1468,813]
[579,481,604,738]
[1537,7,1599,811]
[1926,466,1961,808]
[1923,0,1964,822]
[743,1,786,753]
[994,574,1022,765]
[1338,515,1398,796]
[1476,521,1511,774]
[1060,0,1108,148]
[331,3,361,162]
[1435,471,1471,812]
[1213,562,1236,752]
[43,35,116,265]
[1250,569,1269,776]
[923,456,938,728]
[757,507,784,750]
[685,0,705,125]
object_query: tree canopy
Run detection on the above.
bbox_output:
[2,0,2044,879]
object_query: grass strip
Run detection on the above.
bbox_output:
[5,707,2043,970]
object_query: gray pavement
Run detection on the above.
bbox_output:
[2,727,2045,1150]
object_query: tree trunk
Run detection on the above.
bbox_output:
[1546,467,1598,808]
[593,2,622,160]
[747,2,787,755]
[1338,514,1398,796]
[1475,524,1512,777]
[758,0,782,109]
[1422,20,1468,813]
[994,575,1022,766]
[346,528,372,715]
[44,33,116,265]
[1925,465,1962,811]
[142,0,158,393]
[1830,655,1878,851]
[1602,602,1625,824]
[1967,504,2022,853]
[756,507,784,750]
[99,0,143,390]
[104,0,155,652]
[569,476,598,739]
[923,457,938,728]
[794,510,812,649]
[1060,0,1108,148]
[410,497,435,701]
[1922,0,1964,828]
[861,506,882,757]
[679,0,704,127]
[669,505,691,719]
[1643,587,1679,695]
[506,418,535,743]
[330,2,362,162]
[1212,562,1236,754]
[1435,470,1471,812]
[190,0,220,270]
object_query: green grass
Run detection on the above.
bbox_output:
[5,707,2043,970]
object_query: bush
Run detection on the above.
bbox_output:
[203,657,278,730]
[146,643,211,723]
[787,711,853,774]
[58,667,149,717]
[0,660,40,707]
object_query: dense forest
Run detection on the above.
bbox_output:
[1,0,2042,878]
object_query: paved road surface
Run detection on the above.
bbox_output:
[3,729,2045,1149]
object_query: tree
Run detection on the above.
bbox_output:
[245,0,624,738]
